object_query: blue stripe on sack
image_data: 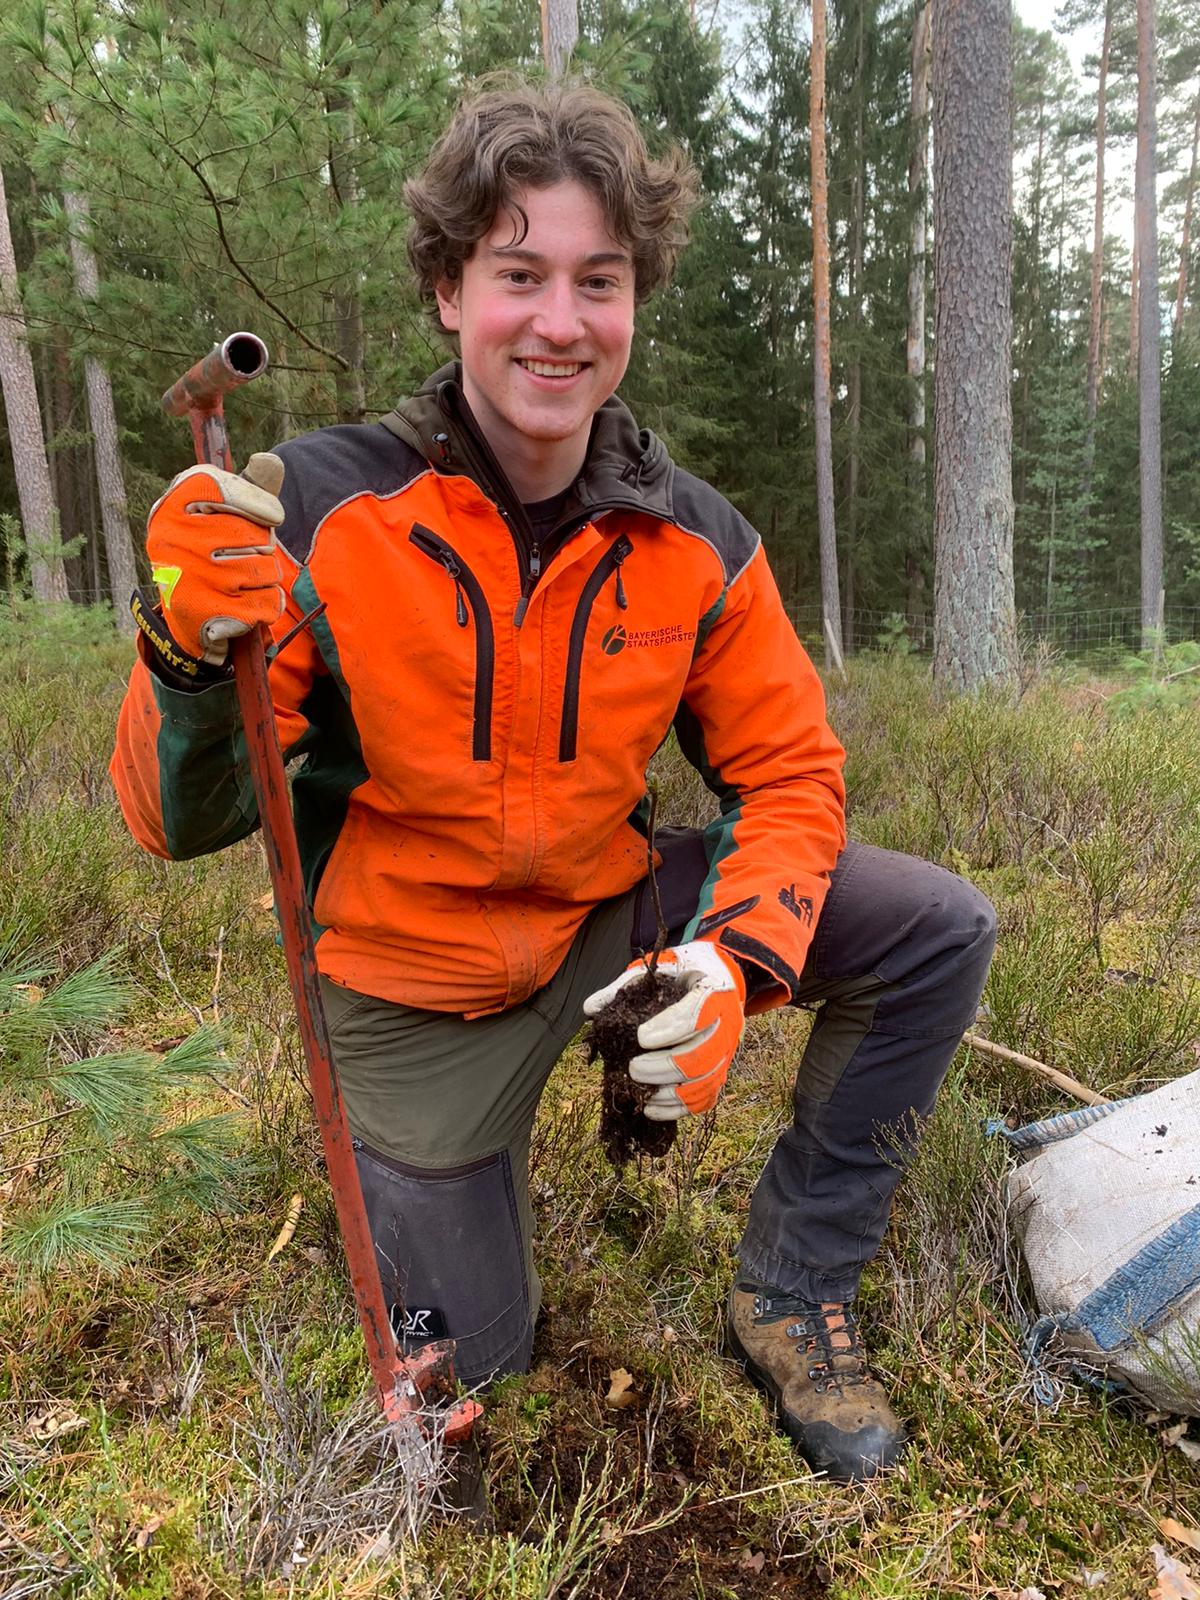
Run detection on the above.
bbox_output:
[1071,1202,1200,1351]
[988,1099,1127,1151]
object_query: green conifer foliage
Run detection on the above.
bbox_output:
[0,942,248,1278]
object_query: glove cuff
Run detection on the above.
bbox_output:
[694,939,748,1002]
[131,589,234,690]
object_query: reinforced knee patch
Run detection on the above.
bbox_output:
[353,1139,534,1387]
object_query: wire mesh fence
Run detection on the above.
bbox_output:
[784,604,1200,660]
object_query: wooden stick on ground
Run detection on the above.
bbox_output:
[961,1032,1110,1108]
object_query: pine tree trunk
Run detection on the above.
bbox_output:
[541,0,578,77]
[0,163,67,602]
[1081,0,1112,506]
[1173,91,1200,340]
[843,0,867,656]
[810,0,843,669]
[62,185,138,628]
[1017,88,1046,510]
[1129,239,1140,380]
[1136,0,1163,649]
[931,0,1016,693]
[907,0,931,621]
[326,86,366,425]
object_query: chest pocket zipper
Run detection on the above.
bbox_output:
[559,536,633,763]
[409,524,494,762]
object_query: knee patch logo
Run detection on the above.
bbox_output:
[391,1304,448,1343]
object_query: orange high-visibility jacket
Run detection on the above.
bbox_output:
[111,365,846,1017]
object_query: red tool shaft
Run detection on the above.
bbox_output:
[163,336,479,1443]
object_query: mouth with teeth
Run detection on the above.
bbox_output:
[515,358,588,379]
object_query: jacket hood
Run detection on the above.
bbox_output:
[380,362,675,524]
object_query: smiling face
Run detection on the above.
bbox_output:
[435,181,636,504]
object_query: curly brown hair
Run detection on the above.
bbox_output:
[405,78,699,314]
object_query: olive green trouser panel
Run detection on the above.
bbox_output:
[318,888,638,1383]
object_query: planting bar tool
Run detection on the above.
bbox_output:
[162,334,481,1445]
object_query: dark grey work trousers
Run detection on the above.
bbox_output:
[322,836,997,1385]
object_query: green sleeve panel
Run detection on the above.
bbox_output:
[150,673,260,860]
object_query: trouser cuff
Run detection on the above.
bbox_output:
[735,1240,863,1306]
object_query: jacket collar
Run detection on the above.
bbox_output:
[380,362,675,525]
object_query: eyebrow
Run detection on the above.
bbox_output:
[487,245,631,268]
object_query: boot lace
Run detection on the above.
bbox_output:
[750,1289,868,1394]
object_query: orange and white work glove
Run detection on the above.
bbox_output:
[583,942,747,1121]
[144,452,286,666]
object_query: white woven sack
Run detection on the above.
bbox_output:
[1005,1066,1200,1414]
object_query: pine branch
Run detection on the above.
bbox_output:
[2,1197,151,1278]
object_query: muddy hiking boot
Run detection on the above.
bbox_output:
[726,1282,907,1482]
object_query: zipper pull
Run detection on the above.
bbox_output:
[441,555,468,626]
[513,544,542,630]
[614,542,630,610]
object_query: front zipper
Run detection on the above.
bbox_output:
[409,524,494,761]
[558,537,633,762]
[435,384,545,622]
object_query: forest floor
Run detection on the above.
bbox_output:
[1,607,1199,1599]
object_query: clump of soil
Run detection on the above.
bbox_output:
[588,963,689,1167]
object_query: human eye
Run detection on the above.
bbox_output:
[502,269,536,287]
[583,274,620,294]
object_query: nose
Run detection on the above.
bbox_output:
[530,278,584,347]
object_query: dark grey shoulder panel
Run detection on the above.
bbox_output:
[272,423,429,564]
[667,469,761,587]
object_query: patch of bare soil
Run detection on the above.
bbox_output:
[483,1292,827,1599]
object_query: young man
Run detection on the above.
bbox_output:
[111,81,996,1482]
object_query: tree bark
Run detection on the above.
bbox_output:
[1016,80,1046,510]
[1135,0,1163,649]
[1173,90,1200,340]
[810,0,843,669]
[0,163,67,602]
[1129,233,1139,380]
[541,0,578,78]
[843,0,867,656]
[325,82,366,426]
[907,0,931,623]
[931,0,1016,693]
[1081,0,1112,507]
[62,185,138,628]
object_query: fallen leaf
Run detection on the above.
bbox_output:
[1164,1422,1190,1448]
[134,1514,166,1551]
[1151,1542,1200,1600]
[604,1367,636,1409]
[265,1194,303,1265]
[1080,1568,1107,1588]
[14,983,44,1006]
[1015,1588,1046,1600]
[1177,1439,1200,1464]
[1162,1522,1200,1555]
[740,1549,766,1573]
[257,890,274,911]
[662,1324,678,1345]
[27,1406,86,1444]
[357,1529,391,1563]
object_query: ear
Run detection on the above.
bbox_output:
[435,275,461,333]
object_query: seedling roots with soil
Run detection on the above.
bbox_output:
[588,782,686,1166]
